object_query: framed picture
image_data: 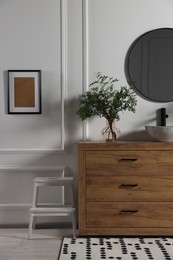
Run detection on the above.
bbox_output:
[8,70,41,114]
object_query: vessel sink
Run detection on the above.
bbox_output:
[145,126,173,141]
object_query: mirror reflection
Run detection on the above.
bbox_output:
[127,28,173,102]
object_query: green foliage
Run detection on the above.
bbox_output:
[77,72,137,122]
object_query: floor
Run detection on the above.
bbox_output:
[1,229,173,260]
[0,228,71,260]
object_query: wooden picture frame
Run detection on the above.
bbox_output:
[8,70,41,114]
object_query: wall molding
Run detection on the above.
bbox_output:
[0,165,65,172]
[60,0,67,151]
[82,0,89,140]
[0,204,31,210]
[0,0,67,153]
[0,203,67,210]
[0,149,64,154]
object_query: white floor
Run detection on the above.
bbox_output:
[0,228,72,260]
[1,229,173,260]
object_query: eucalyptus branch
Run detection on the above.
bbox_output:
[77,72,137,123]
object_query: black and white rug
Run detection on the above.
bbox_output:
[58,237,173,260]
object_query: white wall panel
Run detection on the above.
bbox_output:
[84,0,173,141]
[1,0,173,225]
[0,0,81,225]
[0,0,64,151]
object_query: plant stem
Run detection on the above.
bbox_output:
[108,119,116,142]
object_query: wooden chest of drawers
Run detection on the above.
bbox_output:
[78,141,173,236]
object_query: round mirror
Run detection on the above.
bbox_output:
[127,28,173,102]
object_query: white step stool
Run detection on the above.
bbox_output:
[28,177,76,239]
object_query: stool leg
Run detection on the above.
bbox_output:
[32,184,38,207]
[71,211,76,239]
[71,181,75,208]
[32,184,38,229]
[28,213,34,239]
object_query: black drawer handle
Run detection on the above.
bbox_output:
[119,184,138,189]
[119,158,138,163]
[120,209,138,215]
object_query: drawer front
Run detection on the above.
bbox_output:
[86,151,173,176]
[86,202,173,228]
[86,176,173,201]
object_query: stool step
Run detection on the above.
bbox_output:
[34,177,73,183]
[30,207,75,213]
[33,177,73,186]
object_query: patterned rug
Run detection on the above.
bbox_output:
[58,237,173,260]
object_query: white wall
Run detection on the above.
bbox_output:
[0,0,173,225]
[0,0,82,225]
[84,0,173,141]
[0,0,62,150]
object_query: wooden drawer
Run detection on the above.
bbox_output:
[86,176,173,201]
[78,142,173,236]
[86,202,173,228]
[86,151,173,176]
